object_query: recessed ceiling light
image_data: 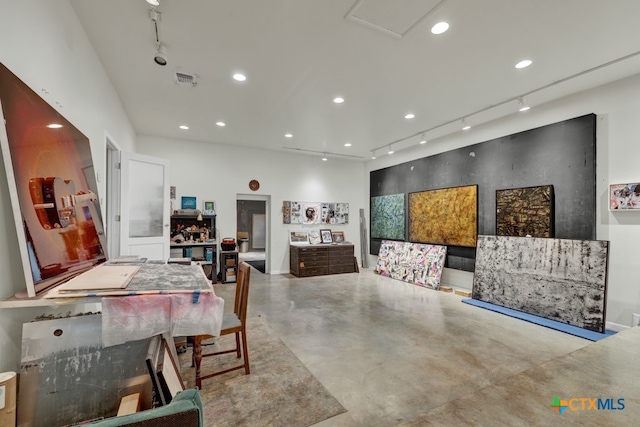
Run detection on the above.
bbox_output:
[285,133,293,138]
[333,97,344,104]
[515,59,532,69]
[179,125,189,130]
[216,122,226,127]
[405,113,415,119]
[344,143,352,147]
[46,123,63,129]
[146,0,160,6]
[431,22,449,35]
[233,73,246,82]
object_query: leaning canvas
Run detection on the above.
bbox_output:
[374,240,447,290]
[0,63,107,297]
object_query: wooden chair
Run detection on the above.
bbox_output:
[193,262,251,389]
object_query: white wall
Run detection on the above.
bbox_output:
[365,73,640,328]
[136,136,366,274]
[0,0,136,372]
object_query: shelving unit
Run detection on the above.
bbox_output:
[220,251,238,283]
[170,214,217,281]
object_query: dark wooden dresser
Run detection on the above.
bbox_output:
[289,244,355,277]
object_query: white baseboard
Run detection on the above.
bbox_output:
[606,321,630,332]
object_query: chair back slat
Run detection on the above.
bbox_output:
[237,262,251,324]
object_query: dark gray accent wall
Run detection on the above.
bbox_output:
[370,114,597,271]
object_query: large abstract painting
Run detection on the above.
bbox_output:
[371,193,405,240]
[374,240,447,290]
[408,185,477,247]
[472,235,609,332]
[0,63,107,297]
[496,185,554,237]
[609,183,640,210]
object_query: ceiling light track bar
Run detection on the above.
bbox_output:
[283,147,364,159]
[372,48,640,154]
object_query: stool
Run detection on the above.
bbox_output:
[220,250,239,283]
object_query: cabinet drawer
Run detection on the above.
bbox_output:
[329,264,355,274]
[299,266,329,277]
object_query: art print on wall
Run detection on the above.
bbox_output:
[496,185,554,237]
[609,183,640,210]
[0,62,107,297]
[374,240,447,290]
[371,194,405,240]
[408,185,477,247]
[283,201,349,224]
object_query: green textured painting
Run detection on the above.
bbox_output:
[371,194,405,240]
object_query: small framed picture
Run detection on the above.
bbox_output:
[308,230,321,245]
[181,196,197,210]
[289,231,309,244]
[320,229,333,244]
[203,200,215,215]
[331,231,345,243]
[609,183,640,210]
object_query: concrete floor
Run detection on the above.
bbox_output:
[213,267,639,426]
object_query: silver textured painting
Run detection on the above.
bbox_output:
[472,235,609,332]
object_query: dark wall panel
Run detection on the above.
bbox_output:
[370,114,597,271]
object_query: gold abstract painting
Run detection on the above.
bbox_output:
[408,185,477,247]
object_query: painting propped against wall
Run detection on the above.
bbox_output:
[496,185,554,237]
[0,62,107,297]
[409,185,477,247]
[472,235,609,332]
[374,240,447,290]
[371,193,405,240]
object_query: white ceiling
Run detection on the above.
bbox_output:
[70,0,640,161]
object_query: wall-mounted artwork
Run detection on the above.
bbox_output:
[283,201,349,224]
[374,240,447,290]
[496,185,554,237]
[472,235,609,332]
[0,62,107,297]
[371,194,405,240]
[409,185,477,247]
[609,183,640,210]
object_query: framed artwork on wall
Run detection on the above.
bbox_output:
[609,183,640,210]
[320,229,333,244]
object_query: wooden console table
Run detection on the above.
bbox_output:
[289,244,355,277]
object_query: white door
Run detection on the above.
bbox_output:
[119,152,170,260]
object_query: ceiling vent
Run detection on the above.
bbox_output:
[173,71,197,87]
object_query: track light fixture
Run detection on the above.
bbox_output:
[518,97,530,112]
[322,153,328,161]
[462,118,471,130]
[419,133,427,144]
[371,151,377,159]
[388,145,394,154]
[154,43,167,66]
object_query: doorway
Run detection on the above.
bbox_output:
[236,195,269,273]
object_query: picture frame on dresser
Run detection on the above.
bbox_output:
[331,231,345,243]
[308,230,321,244]
[289,230,309,244]
[320,229,333,244]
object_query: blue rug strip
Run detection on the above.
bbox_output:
[461,299,616,342]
